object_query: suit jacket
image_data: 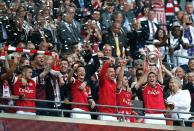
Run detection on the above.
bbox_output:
[29,28,54,48]
[9,28,28,46]
[57,20,82,53]
[0,23,8,43]
[102,28,127,57]
[0,17,12,44]
[73,0,93,21]
[73,0,92,9]
[140,20,159,42]
[100,11,113,31]
[127,29,147,59]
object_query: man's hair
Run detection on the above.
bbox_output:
[61,58,68,63]
[188,58,194,64]
[170,77,182,89]
[21,65,33,72]
[75,65,85,72]
[148,71,157,77]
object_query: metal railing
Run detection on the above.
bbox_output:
[0,97,194,127]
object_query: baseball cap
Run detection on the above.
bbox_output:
[172,21,181,27]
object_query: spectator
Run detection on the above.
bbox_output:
[102,44,113,57]
[185,2,194,22]
[81,17,102,52]
[100,1,115,30]
[174,67,187,89]
[102,21,127,58]
[121,1,135,32]
[168,21,189,66]
[153,28,169,63]
[181,58,194,73]
[182,13,194,56]
[30,15,54,49]
[185,72,194,112]
[127,18,146,60]
[57,5,83,54]
[140,9,159,43]
[166,77,192,126]
[91,10,102,32]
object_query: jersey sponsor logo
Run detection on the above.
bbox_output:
[147,89,160,95]
[19,87,34,94]
[122,98,132,106]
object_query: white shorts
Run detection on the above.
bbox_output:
[144,113,166,125]
[70,108,91,119]
[98,115,118,121]
[16,110,36,115]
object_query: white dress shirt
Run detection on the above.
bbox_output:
[167,89,191,120]
[148,20,157,40]
[169,36,189,65]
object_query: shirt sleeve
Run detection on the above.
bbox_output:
[174,90,191,109]
[32,77,38,86]
[10,73,18,85]
[167,90,191,109]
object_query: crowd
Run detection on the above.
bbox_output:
[0,0,194,127]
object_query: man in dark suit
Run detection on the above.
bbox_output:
[140,9,159,44]
[185,2,194,22]
[29,15,54,49]
[0,3,14,46]
[102,21,127,58]
[72,0,93,22]
[57,5,83,54]
[100,2,115,31]
[0,20,8,45]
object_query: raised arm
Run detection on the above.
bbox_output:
[67,64,79,83]
[117,60,126,89]
[0,56,18,80]
[99,60,110,80]
[162,64,173,78]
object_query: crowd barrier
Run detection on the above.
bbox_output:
[0,97,193,127]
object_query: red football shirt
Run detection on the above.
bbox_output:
[98,61,117,114]
[70,79,91,111]
[12,76,37,113]
[116,88,133,113]
[142,83,165,114]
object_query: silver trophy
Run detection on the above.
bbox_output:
[145,45,160,67]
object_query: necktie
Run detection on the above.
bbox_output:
[151,21,155,34]
[114,34,121,57]
[69,24,78,42]
[79,0,85,8]
[1,24,7,40]
[190,15,194,22]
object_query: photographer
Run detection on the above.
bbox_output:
[168,21,189,66]
[81,17,102,52]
